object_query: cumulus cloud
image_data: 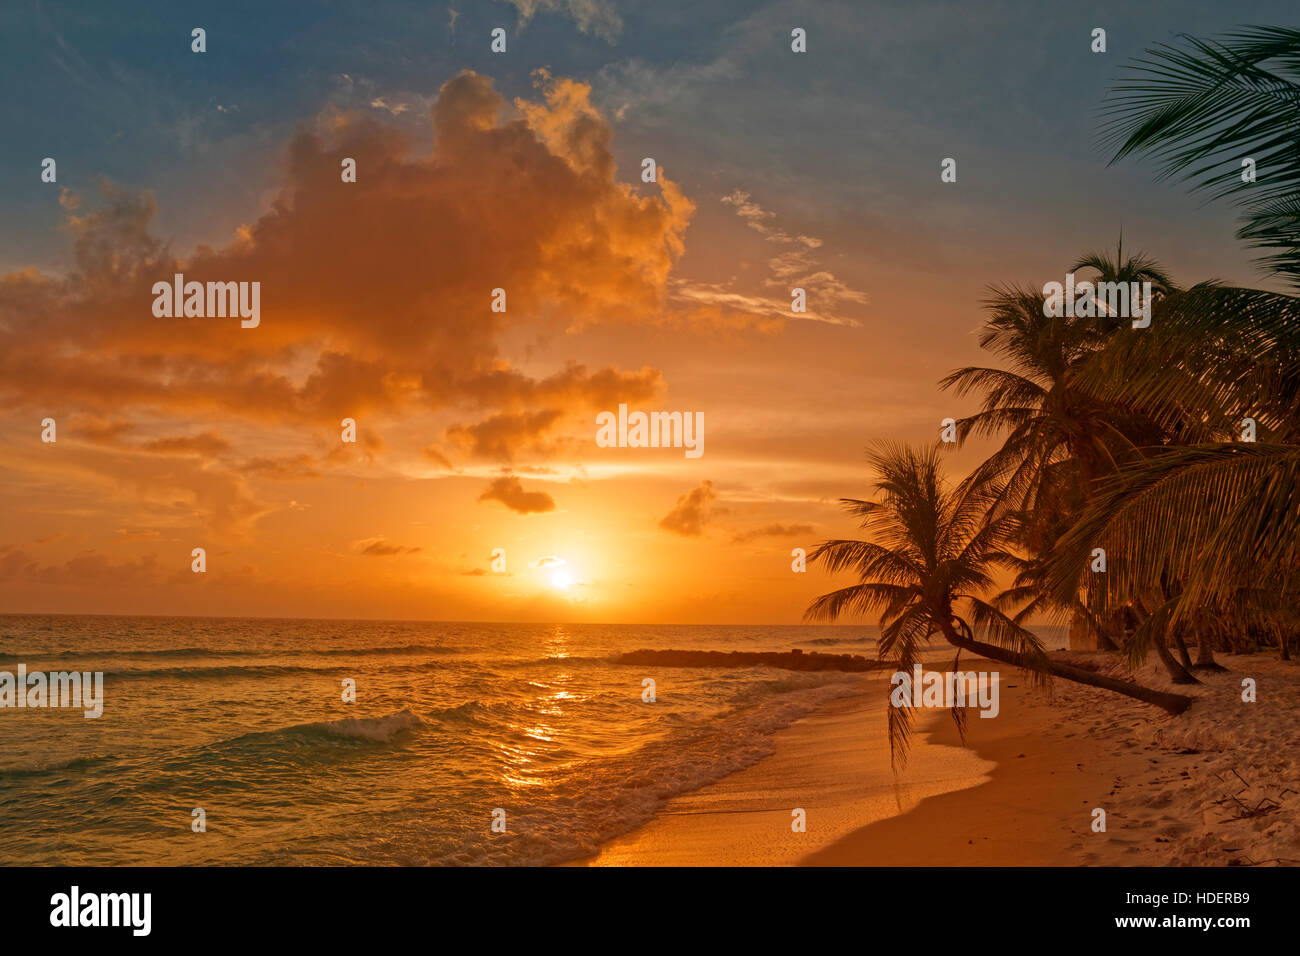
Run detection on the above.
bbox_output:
[477,475,556,514]
[0,69,693,525]
[0,69,689,433]
[658,479,717,536]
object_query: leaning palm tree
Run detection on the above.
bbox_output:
[804,444,1191,769]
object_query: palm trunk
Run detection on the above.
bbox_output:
[1193,624,1226,671]
[1095,610,1120,651]
[940,623,1191,715]
[1130,596,1199,683]
[1173,629,1195,669]
[1151,630,1200,684]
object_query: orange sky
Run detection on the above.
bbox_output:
[0,39,1274,623]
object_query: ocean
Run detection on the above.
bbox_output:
[0,615,1065,866]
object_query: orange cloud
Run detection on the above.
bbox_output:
[141,432,231,457]
[352,536,422,556]
[446,409,564,463]
[0,70,690,436]
[730,522,814,544]
[658,480,717,536]
[477,475,557,514]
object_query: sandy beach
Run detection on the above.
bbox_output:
[569,651,1300,867]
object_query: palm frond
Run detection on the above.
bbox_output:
[1100,27,1300,284]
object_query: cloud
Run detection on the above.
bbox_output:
[422,445,457,470]
[721,189,822,249]
[352,536,422,556]
[504,0,623,42]
[0,69,701,530]
[660,187,868,329]
[477,475,556,514]
[141,431,231,457]
[369,97,409,115]
[0,69,691,435]
[668,279,851,329]
[0,547,166,587]
[658,480,716,536]
[69,415,136,444]
[113,528,163,541]
[716,189,868,321]
[241,454,322,480]
[730,522,814,544]
[446,408,564,463]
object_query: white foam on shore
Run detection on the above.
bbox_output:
[570,672,997,866]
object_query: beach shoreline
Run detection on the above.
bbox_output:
[565,651,1300,867]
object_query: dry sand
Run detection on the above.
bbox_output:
[567,651,1300,866]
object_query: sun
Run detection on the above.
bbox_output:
[549,569,574,591]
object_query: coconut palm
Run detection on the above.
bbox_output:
[939,286,1155,520]
[1050,34,1300,618]
[1071,235,1178,336]
[804,444,1191,769]
[1035,26,1300,646]
[1072,239,1176,299]
[1100,26,1300,286]
[1036,281,1300,673]
[938,283,1165,649]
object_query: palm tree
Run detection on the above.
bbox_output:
[1048,436,1300,625]
[1071,235,1177,335]
[1025,27,1300,649]
[1072,238,1176,298]
[938,284,1163,650]
[1044,24,1300,624]
[1040,282,1300,666]
[1100,26,1300,286]
[941,288,1139,516]
[804,444,1191,768]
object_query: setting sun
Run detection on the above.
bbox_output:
[550,569,574,591]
